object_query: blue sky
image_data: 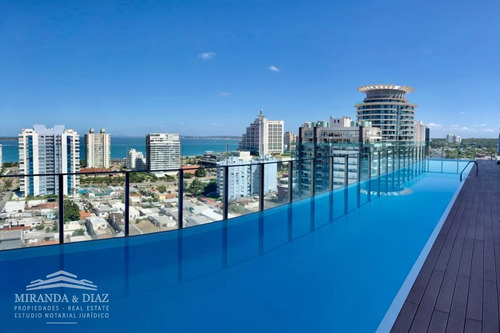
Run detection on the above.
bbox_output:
[0,0,499,138]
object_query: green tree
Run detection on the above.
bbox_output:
[228,203,245,214]
[63,200,80,222]
[203,181,218,196]
[188,179,205,196]
[184,173,194,179]
[72,228,85,236]
[195,168,207,177]
[34,224,45,230]
[158,185,167,193]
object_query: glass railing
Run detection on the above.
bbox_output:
[1,144,463,251]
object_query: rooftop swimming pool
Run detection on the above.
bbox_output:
[0,159,473,332]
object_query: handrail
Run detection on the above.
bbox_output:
[0,146,427,252]
[459,160,478,182]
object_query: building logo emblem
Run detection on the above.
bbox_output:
[14,269,110,325]
[26,270,97,291]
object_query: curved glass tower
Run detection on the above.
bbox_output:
[355,85,416,142]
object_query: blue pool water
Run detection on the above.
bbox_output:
[0,161,470,332]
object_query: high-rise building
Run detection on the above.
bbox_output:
[297,117,382,194]
[217,155,278,200]
[146,133,181,172]
[283,131,297,153]
[239,110,284,155]
[446,133,461,144]
[18,125,80,197]
[356,85,416,142]
[126,149,147,171]
[414,121,427,143]
[85,128,111,168]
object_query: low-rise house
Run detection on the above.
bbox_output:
[148,215,176,228]
[85,217,110,238]
[94,205,118,218]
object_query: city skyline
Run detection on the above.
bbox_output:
[0,0,499,138]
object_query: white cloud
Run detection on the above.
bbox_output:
[460,112,465,114]
[483,128,496,133]
[198,51,215,60]
[220,92,231,97]
[449,124,476,133]
[427,122,442,128]
[269,65,279,72]
[473,124,486,127]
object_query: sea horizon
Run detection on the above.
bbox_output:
[0,137,241,163]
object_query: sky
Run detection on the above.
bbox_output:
[0,0,499,138]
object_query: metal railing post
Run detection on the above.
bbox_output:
[288,161,293,203]
[223,166,229,220]
[178,169,184,229]
[329,156,334,191]
[392,149,395,173]
[310,159,315,197]
[386,150,389,175]
[58,174,64,244]
[259,163,265,211]
[125,172,130,236]
[368,152,372,179]
[378,151,381,177]
[344,155,349,186]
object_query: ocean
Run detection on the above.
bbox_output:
[0,137,240,163]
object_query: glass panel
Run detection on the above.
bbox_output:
[68,171,126,242]
[226,164,259,218]
[427,159,441,173]
[264,161,289,210]
[129,171,179,234]
[0,175,60,249]
[314,156,330,194]
[293,158,312,200]
[443,160,458,173]
[183,166,222,227]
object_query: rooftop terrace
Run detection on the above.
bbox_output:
[392,160,500,332]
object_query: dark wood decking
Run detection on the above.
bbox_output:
[392,160,500,333]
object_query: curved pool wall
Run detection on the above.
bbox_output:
[0,160,472,332]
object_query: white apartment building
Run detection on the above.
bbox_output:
[414,121,427,143]
[239,110,284,155]
[85,128,111,168]
[217,155,278,200]
[18,125,80,197]
[126,148,147,171]
[446,133,462,144]
[356,85,416,142]
[283,131,297,153]
[146,133,181,172]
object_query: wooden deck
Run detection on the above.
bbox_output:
[391,160,500,332]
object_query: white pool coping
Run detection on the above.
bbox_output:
[376,177,467,333]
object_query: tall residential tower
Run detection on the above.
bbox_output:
[355,85,416,142]
[146,133,181,172]
[18,125,80,197]
[239,110,284,155]
[85,128,111,168]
